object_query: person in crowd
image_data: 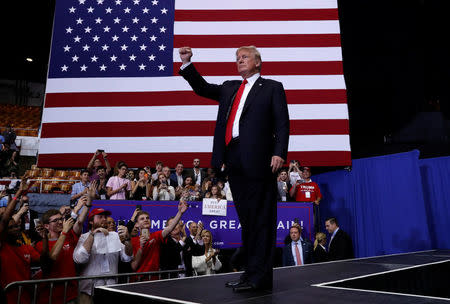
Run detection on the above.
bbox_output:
[325,217,354,261]
[95,166,109,199]
[204,185,224,200]
[152,173,175,201]
[177,176,200,200]
[192,229,222,275]
[282,224,313,266]
[106,161,132,200]
[87,150,111,181]
[130,200,188,274]
[289,167,323,232]
[216,180,226,195]
[131,168,152,200]
[313,232,328,263]
[125,206,141,234]
[35,187,93,304]
[17,195,39,243]
[170,162,186,188]
[0,143,13,177]
[151,161,164,181]
[206,168,218,185]
[71,169,92,201]
[107,216,116,232]
[183,221,205,276]
[288,160,304,186]
[160,219,188,278]
[5,150,19,177]
[187,158,206,186]
[1,126,16,147]
[73,207,132,303]
[162,166,173,187]
[0,180,49,304]
[201,178,213,198]
[277,169,292,202]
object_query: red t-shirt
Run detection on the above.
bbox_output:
[295,181,322,202]
[132,230,164,273]
[0,241,40,304]
[35,230,79,304]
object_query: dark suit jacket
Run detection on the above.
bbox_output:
[179,64,290,178]
[328,229,354,261]
[182,235,205,277]
[313,244,328,263]
[282,239,314,266]
[169,172,186,187]
[186,168,207,185]
[160,237,184,271]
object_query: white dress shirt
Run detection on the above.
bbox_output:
[232,72,260,138]
[73,231,132,295]
[291,238,304,266]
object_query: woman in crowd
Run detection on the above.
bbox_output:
[106,161,132,200]
[313,232,328,263]
[201,178,213,198]
[204,185,223,200]
[152,173,175,201]
[192,229,222,275]
[131,168,151,200]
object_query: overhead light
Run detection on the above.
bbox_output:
[26,58,33,62]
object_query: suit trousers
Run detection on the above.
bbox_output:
[225,139,277,287]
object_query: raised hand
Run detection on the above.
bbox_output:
[62,217,75,233]
[179,46,193,64]
[118,225,129,242]
[178,199,188,214]
[36,223,48,239]
[87,180,98,200]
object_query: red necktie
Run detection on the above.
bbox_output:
[225,79,248,145]
[295,242,302,265]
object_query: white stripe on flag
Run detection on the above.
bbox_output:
[172,47,343,62]
[174,21,340,35]
[38,135,350,154]
[41,104,349,123]
[174,0,338,10]
[45,75,346,93]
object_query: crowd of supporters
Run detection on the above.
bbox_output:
[0,149,344,304]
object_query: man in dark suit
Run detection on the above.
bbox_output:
[325,217,354,261]
[186,158,207,187]
[179,46,290,291]
[282,225,313,266]
[182,221,205,277]
[169,162,186,188]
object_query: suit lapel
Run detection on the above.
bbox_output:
[241,76,264,117]
[225,83,241,121]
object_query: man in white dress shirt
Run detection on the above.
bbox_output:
[73,208,132,304]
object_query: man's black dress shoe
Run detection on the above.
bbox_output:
[232,282,272,293]
[225,279,245,288]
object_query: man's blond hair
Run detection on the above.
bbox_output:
[236,46,262,71]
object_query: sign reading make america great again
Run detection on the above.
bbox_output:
[92,201,313,249]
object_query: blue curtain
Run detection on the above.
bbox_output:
[419,156,450,249]
[314,150,433,258]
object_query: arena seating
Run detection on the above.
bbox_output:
[0,104,41,137]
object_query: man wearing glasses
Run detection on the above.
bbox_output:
[34,183,95,303]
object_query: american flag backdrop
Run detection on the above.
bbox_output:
[38,0,351,168]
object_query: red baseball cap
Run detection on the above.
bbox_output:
[88,208,111,220]
[303,166,311,171]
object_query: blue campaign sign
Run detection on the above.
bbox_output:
[92,200,313,249]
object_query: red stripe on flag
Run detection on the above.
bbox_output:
[44,90,347,108]
[174,9,339,21]
[173,61,344,76]
[40,120,349,138]
[37,151,351,168]
[174,34,341,48]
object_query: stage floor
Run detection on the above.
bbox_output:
[95,250,450,304]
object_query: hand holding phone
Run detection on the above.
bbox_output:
[141,228,149,238]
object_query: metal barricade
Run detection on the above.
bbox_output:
[4,269,184,304]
